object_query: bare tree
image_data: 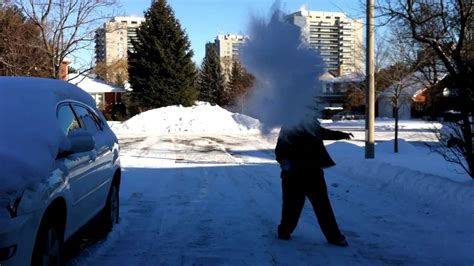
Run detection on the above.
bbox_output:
[427,117,474,176]
[344,32,392,110]
[0,6,49,76]
[94,58,128,86]
[377,26,446,153]
[378,0,474,178]
[15,0,117,79]
[388,25,448,118]
[378,63,416,152]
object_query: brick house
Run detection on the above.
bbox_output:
[68,74,127,114]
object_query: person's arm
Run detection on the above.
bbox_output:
[275,136,290,164]
[275,128,294,171]
[318,126,353,140]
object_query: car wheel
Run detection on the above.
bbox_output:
[102,183,120,231]
[32,215,63,266]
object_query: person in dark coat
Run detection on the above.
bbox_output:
[275,122,352,247]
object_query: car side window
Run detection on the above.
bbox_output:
[87,108,104,129]
[57,104,81,136]
[72,104,102,132]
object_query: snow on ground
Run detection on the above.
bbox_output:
[321,118,443,131]
[68,104,473,265]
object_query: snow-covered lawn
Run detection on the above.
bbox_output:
[68,104,473,265]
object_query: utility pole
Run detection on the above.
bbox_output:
[365,0,375,158]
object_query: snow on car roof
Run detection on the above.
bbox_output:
[0,77,96,193]
[1,76,96,106]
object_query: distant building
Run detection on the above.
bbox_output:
[377,72,434,119]
[59,58,73,81]
[287,10,363,76]
[69,74,127,113]
[208,34,249,78]
[215,34,248,59]
[95,16,145,65]
[317,71,364,109]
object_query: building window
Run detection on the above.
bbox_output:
[90,93,105,109]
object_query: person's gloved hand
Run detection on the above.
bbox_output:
[280,159,291,171]
[344,132,354,139]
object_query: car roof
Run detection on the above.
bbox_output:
[0,77,99,193]
[0,77,96,108]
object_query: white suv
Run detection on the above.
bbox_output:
[0,77,121,265]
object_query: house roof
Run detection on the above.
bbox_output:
[319,71,364,83]
[68,74,127,93]
[378,71,447,99]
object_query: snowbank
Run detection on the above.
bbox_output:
[110,102,262,134]
[321,118,443,131]
[327,140,474,218]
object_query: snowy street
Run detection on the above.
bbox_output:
[68,129,474,266]
[2,0,473,265]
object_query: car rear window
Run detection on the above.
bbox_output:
[72,104,103,132]
[57,105,80,136]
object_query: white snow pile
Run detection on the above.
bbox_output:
[110,102,262,134]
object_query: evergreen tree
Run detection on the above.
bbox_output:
[198,43,227,106]
[128,0,197,110]
[228,59,255,110]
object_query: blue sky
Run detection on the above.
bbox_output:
[81,0,364,67]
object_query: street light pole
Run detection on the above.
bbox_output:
[365,0,375,158]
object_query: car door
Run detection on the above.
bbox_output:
[71,104,114,211]
[56,103,99,234]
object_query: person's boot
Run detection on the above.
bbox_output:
[277,225,291,240]
[328,235,349,247]
[278,232,291,240]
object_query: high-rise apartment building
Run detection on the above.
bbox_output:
[211,34,248,77]
[95,16,145,65]
[287,10,363,76]
[215,34,248,59]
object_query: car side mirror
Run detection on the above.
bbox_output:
[57,129,95,158]
[69,129,95,153]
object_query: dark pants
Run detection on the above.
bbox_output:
[278,168,343,242]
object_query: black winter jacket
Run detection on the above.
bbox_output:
[275,124,349,171]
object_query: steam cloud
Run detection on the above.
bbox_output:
[240,3,325,131]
